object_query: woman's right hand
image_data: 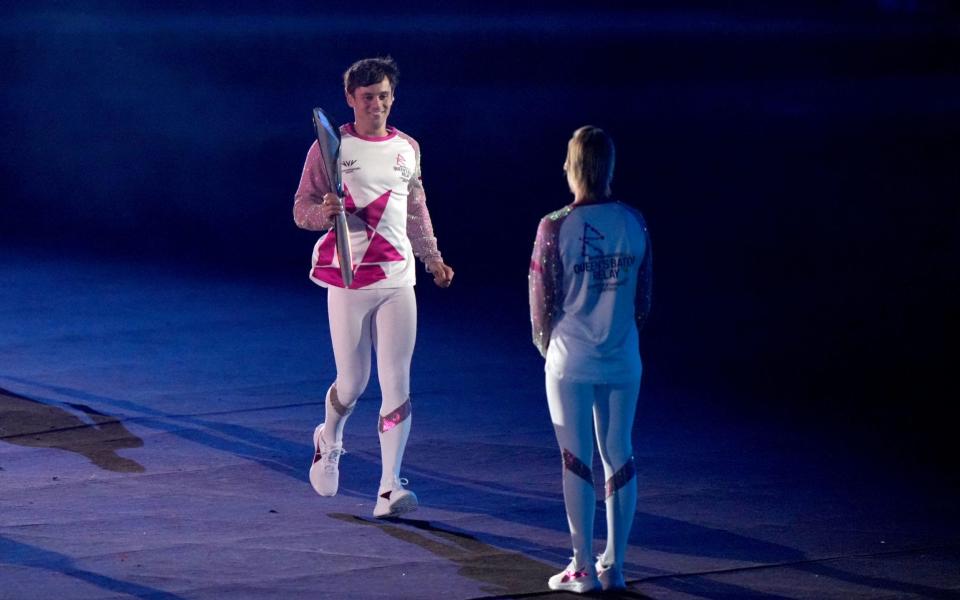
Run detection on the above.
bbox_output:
[321,192,344,227]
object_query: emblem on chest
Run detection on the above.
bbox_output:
[341,159,361,175]
[393,153,412,180]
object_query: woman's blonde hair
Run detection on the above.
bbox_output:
[565,126,615,199]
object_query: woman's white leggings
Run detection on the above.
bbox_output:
[323,286,416,490]
[546,372,641,570]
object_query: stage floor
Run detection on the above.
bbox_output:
[1,251,957,599]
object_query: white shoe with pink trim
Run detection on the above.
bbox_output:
[547,559,600,594]
[373,478,418,518]
[309,424,344,497]
[596,557,627,591]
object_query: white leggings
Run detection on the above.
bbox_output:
[325,285,416,488]
[327,285,416,408]
[546,372,641,570]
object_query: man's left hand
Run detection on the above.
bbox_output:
[427,260,454,288]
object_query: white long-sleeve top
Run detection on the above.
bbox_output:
[293,124,442,289]
[529,200,652,383]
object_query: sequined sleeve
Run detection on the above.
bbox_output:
[292,141,333,231]
[400,134,442,265]
[406,173,443,265]
[529,210,568,358]
[636,229,653,330]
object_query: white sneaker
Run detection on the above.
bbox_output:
[373,478,418,518]
[547,559,600,594]
[309,424,344,497]
[596,557,626,591]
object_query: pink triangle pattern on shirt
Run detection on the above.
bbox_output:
[356,190,391,239]
[315,229,337,265]
[312,264,387,289]
[361,232,405,264]
[345,189,391,241]
[350,264,388,288]
[343,184,356,212]
[311,265,342,287]
[313,185,404,289]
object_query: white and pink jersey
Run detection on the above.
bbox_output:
[529,200,653,383]
[293,124,442,289]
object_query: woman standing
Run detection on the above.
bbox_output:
[529,126,652,593]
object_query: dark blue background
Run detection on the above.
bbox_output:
[2,2,958,465]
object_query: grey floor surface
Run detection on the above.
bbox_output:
[1,252,958,599]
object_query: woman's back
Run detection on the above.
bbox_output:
[546,200,650,383]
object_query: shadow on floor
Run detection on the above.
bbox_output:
[0,387,144,473]
[638,551,960,600]
[6,380,955,599]
[0,535,185,600]
[329,513,565,597]
[0,378,312,482]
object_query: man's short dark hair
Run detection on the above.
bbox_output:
[344,57,399,95]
